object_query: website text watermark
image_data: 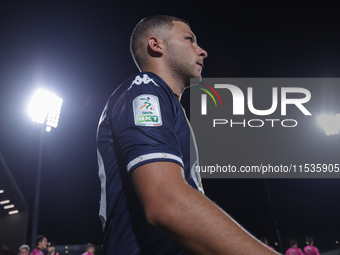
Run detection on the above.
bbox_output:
[196,164,340,176]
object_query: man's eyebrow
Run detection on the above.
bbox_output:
[183,32,197,42]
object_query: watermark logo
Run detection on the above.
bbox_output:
[190,78,340,179]
[200,84,311,116]
[193,79,312,128]
[197,82,223,115]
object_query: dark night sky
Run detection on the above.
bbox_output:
[1,1,340,253]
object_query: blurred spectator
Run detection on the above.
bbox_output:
[30,235,48,255]
[82,243,95,255]
[304,237,320,255]
[19,245,30,255]
[47,242,59,255]
[286,239,304,255]
[260,237,275,250]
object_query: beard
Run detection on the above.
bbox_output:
[165,42,202,88]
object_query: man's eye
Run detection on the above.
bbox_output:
[186,37,193,42]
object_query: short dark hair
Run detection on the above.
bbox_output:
[130,15,189,70]
[48,241,56,247]
[259,237,268,244]
[306,237,314,245]
[86,243,95,251]
[290,239,297,246]
[36,235,46,246]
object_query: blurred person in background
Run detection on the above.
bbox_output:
[304,237,320,255]
[30,235,47,255]
[19,244,30,255]
[260,237,275,251]
[47,242,59,255]
[286,239,304,255]
[260,237,275,250]
[82,243,95,255]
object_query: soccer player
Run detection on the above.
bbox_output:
[260,237,275,250]
[30,235,47,255]
[81,243,95,255]
[19,244,30,255]
[286,239,304,255]
[47,242,59,255]
[97,15,280,254]
[304,237,320,255]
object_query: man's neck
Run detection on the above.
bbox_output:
[142,68,186,98]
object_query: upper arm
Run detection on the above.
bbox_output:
[130,161,191,225]
[107,76,183,175]
[103,74,197,224]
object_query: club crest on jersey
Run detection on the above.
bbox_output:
[127,74,159,90]
[133,94,162,126]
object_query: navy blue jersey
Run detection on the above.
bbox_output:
[97,72,203,255]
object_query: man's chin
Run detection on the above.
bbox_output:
[185,75,202,88]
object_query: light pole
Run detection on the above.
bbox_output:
[28,89,62,249]
[263,179,283,253]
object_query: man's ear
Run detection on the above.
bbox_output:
[147,36,163,57]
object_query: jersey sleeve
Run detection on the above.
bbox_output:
[30,249,42,255]
[107,76,183,174]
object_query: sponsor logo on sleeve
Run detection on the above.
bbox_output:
[133,94,162,126]
[127,74,159,90]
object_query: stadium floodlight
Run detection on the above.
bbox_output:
[28,89,63,132]
[317,114,340,136]
[4,204,14,209]
[0,200,10,205]
[28,89,63,248]
[0,190,3,193]
[8,210,19,215]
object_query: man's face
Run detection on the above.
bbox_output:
[47,246,55,253]
[88,247,95,254]
[39,238,48,250]
[20,249,29,255]
[163,21,208,86]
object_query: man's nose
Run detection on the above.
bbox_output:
[197,46,208,58]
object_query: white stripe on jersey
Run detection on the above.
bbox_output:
[97,149,107,229]
[127,153,183,172]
